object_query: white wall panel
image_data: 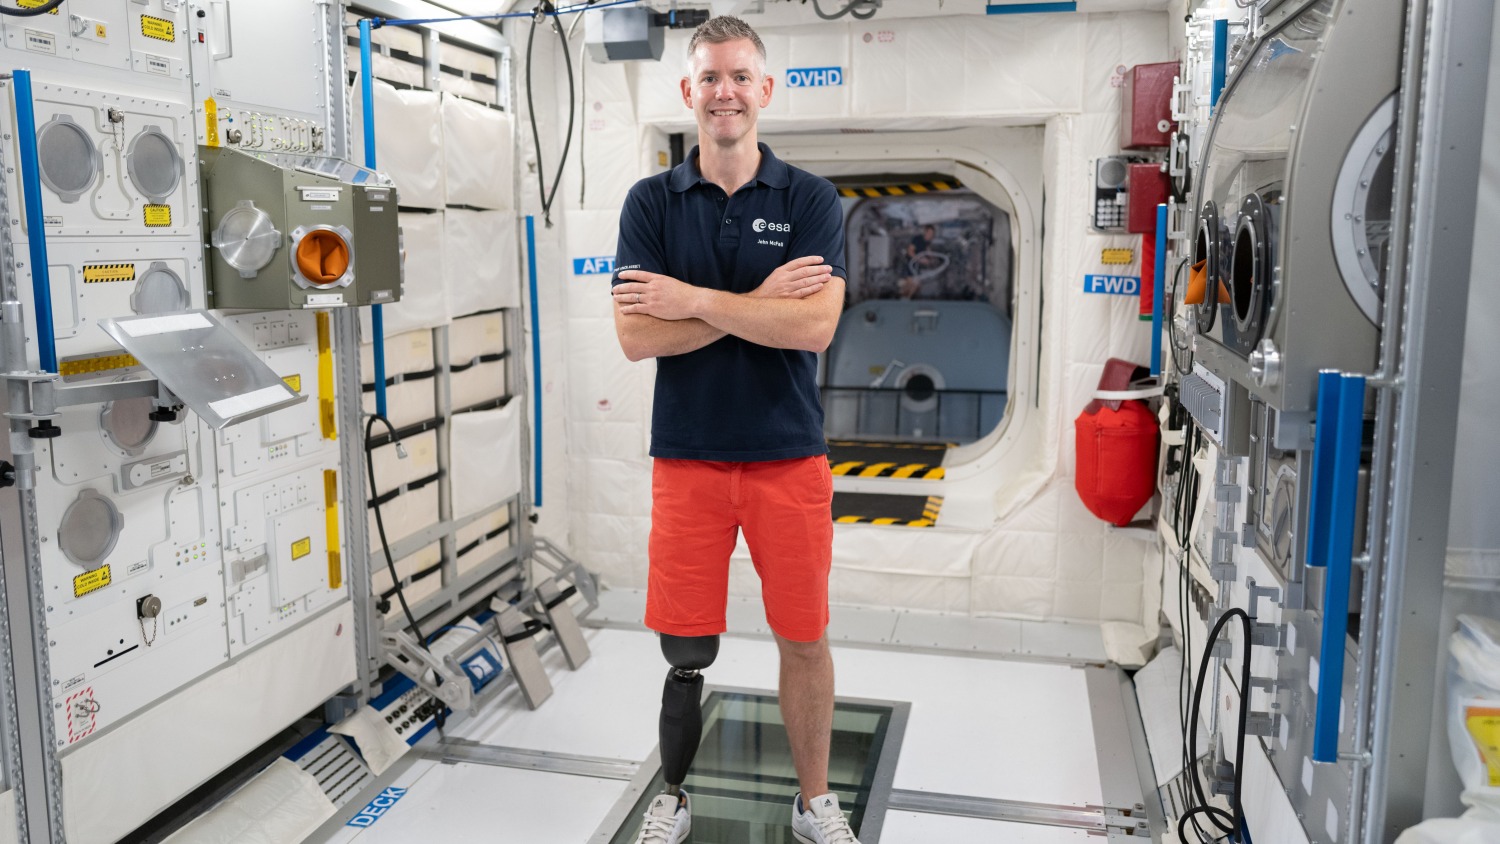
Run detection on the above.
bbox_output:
[442,95,514,210]
[383,212,451,334]
[444,209,520,316]
[352,79,446,210]
[60,603,354,844]
[450,405,523,519]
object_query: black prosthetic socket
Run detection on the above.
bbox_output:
[658,633,717,790]
[660,668,704,788]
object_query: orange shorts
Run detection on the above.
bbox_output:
[646,457,834,643]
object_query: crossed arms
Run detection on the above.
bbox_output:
[611,256,845,361]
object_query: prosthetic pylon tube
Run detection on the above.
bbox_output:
[660,668,705,788]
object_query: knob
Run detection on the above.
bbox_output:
[137,594,163,620]
[149,407,180,423]
[0,461,13,488]
[1249,339,1282,388]
[28,420,61,439]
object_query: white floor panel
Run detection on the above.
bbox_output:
[879,812,1096,843]
[325,764,628,843]
[457,628,1103,809]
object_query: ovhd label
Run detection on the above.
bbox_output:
[574,256,616,276]
[787,67,844,88]
[1083,275,1141,296]
[346,787,409,827]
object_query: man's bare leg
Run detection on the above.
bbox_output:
[776,632,835,800]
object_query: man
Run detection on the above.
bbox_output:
[610,15,859,844]
[899,224,939,299]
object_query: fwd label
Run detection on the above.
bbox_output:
[1083,274,1140,296]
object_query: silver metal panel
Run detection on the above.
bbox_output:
[433,739,641,781]
[1083,667,1153,836]
[335,308,378,700]
[99,311,304,429]
[537,579,590,670]
[1363,0,1494,839]
[494,605,551,710]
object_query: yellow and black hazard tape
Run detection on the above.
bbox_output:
[830,460,945,480]
[835,496,945,528]
[836,179,963,198]
[83,263,136,283]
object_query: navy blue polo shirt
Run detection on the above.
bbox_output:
[613,143,846,461]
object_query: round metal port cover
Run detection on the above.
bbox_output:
[37,114,101,204]
[130,262,188,315]
[100,383,158,455]
[126,126,183,203]
[212,200,281,278]
[59,489,123,568]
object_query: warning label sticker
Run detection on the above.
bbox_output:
[204,98,220,148]
[84,263,137,284]
[17,0,60,13]
[144,205,172,227]
[291,538,312,560]
[73,565,112,598]
[141,15,175,42]
[283,374,303,393]
[1466,704,1500,786]
[1101,248,1135,265]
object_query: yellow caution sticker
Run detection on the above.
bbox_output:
[17,0,60,14]
[204,98,220,148]
[291,537,312,560]
[59,354,140,377]
[1102,248,1135,265]
[95,23,107,38]
[140,15,174,42]
[1467,706,1500,786]
[73,565,112,598]
[324,470,342,590]
[282,374,302,393]
[83,263,137,283]
[658,151,669,167]
[143,205,171,227]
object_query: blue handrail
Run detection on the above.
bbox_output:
[1305,370,1341,568]
[1312,373,1366,763]
[358,19,389,419]
[1211,19,1229,112]
[525,216,542,508]
[13,70,57,373]
[1151,203,1167,376]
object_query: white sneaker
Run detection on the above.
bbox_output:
[792,792,860,844]
[633,790,690,844]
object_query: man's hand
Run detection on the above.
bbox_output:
[613,271,707,321]
[749,256,833,299]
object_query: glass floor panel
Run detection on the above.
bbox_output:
[601,689,907,844]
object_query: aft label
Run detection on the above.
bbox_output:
[573,256,615,276]
[787,66,843,88]
[1083,274,1140,296]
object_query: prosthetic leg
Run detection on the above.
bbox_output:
[659,634,719,796]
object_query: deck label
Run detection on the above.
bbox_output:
[346,787,409,827]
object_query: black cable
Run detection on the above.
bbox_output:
[1169,257,1195,376]
[1182,607,1253,842]
[810,0,878,20]
[524,2,578,227]
[365,414,429,650]
[0,0,63,17]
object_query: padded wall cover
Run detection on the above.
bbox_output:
[444,209,520,316]
[442,95,513,210]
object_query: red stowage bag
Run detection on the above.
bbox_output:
[1075,360,1161,526]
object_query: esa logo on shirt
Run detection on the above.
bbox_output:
[753,218,790,234]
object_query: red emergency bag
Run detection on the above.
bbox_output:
[1074,359,1161,526]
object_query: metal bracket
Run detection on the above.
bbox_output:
[536,579,590,671]
[490,603,553,710]
[1244,712,1282,737]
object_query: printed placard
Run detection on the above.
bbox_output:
[787,66,844,87]
[573,256,615,276]
[346,787,409,828]
[140,14,175,42]
[283,374,303,393]
[1101,248,1134,265]
[144,205,172,227]
[73,565,112,598]
[291,537,311,560]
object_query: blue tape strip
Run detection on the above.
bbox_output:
[526,216,542,508]
[1151,204,1167,376]
[359,20,389,418]
[13,71,57,373]
[1312,374,1366,763]
[1211,19,1229,111]
[986,2,1078,13]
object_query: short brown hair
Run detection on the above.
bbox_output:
[687,16,766,66]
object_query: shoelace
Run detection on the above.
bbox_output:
[634,812,679,844]
[812,813,858,844]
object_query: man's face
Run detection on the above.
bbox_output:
[681,38,773,145]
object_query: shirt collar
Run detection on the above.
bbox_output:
[667,142,791,193]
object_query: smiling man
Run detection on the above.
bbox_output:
[610,15,857,844]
